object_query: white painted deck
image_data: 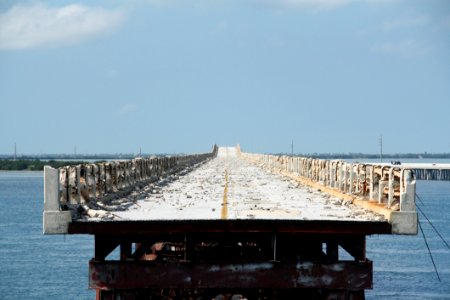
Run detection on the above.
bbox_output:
[89,147,385,222]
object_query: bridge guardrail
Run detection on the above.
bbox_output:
[240,152,417,234]
[43,145,218,234]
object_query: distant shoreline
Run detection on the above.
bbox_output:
[0,159,92,171]
[2,153,450,171]
[1,152,450,161]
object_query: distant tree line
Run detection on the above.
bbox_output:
[2,152,450,161]
[0,154,167,160]
[0,159,89,171]
[1,152,450,171]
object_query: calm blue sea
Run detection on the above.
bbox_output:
[0,171,94,299]
[0,171,449,299]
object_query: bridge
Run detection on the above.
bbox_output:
[43,145,423,299]
[399,163,450,181]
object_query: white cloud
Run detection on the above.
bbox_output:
[371,39,426,58]
[118,104,138,115]
[0,3,125,50]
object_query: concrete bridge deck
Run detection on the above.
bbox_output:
[83,147,384,223]
[43,145,418,235]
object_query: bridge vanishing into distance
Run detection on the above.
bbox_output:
[400,163,450,181]
[43,145,448,299]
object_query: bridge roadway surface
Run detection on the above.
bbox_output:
[78,147,385,224]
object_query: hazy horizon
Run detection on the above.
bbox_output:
[1,148,450,157]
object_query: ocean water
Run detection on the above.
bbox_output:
[0,171,94,299]
[366,180,450,299]
[0,171,449,299]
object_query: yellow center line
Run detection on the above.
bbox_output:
[221,169,229,219]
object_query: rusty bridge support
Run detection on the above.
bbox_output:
[77,222,388,300]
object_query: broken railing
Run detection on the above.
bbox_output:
[44,145,218,233]
[240,152,417,234]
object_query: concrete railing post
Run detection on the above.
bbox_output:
[388,168,394,208]
[340,163,344,191]
[44,166,60,211]
[349,164,355,194]
[391,169,417,234]
[400,170,416,211]
[43,166,72,234]
[368,166,374,200]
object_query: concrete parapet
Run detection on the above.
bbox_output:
[59,153,214,206]
[43,146,217,234]
[241,152,417,235]
[43,166,73,234]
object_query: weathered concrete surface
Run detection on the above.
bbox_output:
[241,151,417,234]
[43,166,72,234]
[43,211,72,234]
[90,147,385,222]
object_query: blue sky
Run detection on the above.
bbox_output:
[1,0,449,155]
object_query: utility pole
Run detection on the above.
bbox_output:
[379,135,383,163]
[74,145,77,159]
[14,143,17,161]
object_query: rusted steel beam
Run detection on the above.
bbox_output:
[95,236,120,261]
[95,288,365,300]
[326,240,339,262]
[339,235,366,261]
[69,220,391,235]
[89,260,372,290]
[120,242,132,261]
